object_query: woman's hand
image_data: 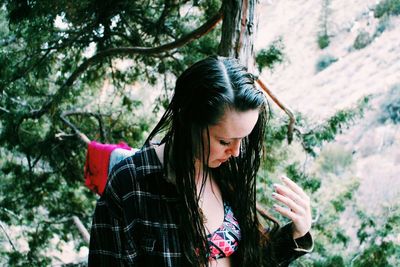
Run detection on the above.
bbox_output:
[272,176,312,239]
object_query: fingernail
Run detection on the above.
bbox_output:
[272,192,277,198]
[273,204,279,210]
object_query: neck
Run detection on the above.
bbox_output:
[155,143,209,187]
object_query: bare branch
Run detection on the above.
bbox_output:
[72,216,90,244]
[256,77,296,144]
[55,132,76,140]
[66,111,106,141]
[0,221,17,252]
[60,112,91,144]
[0,107,10,113]
[312,207,320,224]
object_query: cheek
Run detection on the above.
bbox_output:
[209,143,225,159]
[209,146,219,158]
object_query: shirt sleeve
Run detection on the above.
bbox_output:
[264,222,314,267]
[88,165,139,267]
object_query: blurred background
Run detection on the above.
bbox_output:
[0,0,399,266]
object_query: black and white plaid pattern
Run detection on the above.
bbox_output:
[88,144,313,266]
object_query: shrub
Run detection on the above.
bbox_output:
[374,14,391,37]
[317,145,353,175]
[317,32,330,49]
[374,0,400,18]
[353,30,372,50]
[317,0,332,49]
[296,96,370,156]
[285,163,321,193]
[315,54,337,72]
[353,207,400,266]
[255,37,285,72]
[379,84,400,124]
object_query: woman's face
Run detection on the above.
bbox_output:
[204,109,259,168]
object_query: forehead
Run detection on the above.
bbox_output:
[209,109,259,139]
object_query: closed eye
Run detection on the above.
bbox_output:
[219,140,231,146]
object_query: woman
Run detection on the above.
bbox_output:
[89,56,313,266]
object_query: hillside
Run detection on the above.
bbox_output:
[256,0,400,262]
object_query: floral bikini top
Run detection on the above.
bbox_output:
[206,202,241,260]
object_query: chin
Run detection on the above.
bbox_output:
[208,160,226,168]
[208,164,220,169]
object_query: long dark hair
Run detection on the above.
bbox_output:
[146,56,278,266]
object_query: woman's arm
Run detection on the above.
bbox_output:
[88,160,140,266]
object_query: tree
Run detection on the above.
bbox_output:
[218,0,257,69]
[3,1,399,266]
[0,0,265,265]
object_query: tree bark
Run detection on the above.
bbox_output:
[218,0,258,72]
[219,0,295,143]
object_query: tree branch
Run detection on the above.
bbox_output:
[21,9,223,121]
[256,77,296,144]
[72,216,90,244]
[6,49,52,86]
[0,221,17,252]
[0,107,10,114]
[60,111,91,145]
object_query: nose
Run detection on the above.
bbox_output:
[229,140,241,157]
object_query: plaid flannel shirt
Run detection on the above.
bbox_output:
[88,144,313,266]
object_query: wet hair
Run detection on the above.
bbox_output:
[146,56,278,266]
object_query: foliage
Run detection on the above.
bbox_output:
[317,0,331,49]
[289,176,361,267]
[257,96,366,221]
[353,30,372,50]
[374,14,392,37]
[352,206,400,266]
[255,37,285,72]
[315,54,337,72]
[317,33,330,50]
[294,96,370,156]
[285,163,321,193]
[374,0,400,18]
[1,0,398,266]
[261,94,400,267]
[0,0,221,265]
[379,84,400,124]
[262,113,290,172]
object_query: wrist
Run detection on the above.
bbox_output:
[292,228,307,240]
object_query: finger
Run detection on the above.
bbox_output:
[274,203,311,236]
[273,184,308,208]
[281,176,309,200]
[273,204,298,221]
[272,192,305,215]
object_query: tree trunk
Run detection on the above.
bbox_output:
[218,0,258,72]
